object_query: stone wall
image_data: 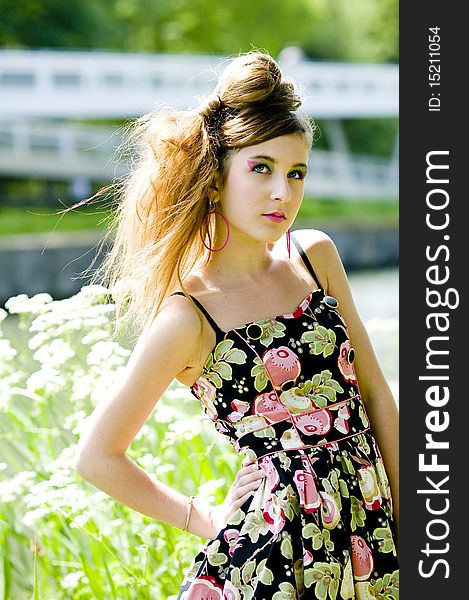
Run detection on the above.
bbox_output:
[0,225,398,304]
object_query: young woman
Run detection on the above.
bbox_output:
[75,52,399,599]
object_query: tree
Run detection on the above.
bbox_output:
[0,0,398,63]
[0,0,116,48]
[302,0,398,63]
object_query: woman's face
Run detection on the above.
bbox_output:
[216,133,310,245]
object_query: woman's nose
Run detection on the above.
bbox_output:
[270,176,291,202]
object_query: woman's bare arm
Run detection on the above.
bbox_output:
[299,230,399,544]
[74,296,218,536]
[74,295,266,538]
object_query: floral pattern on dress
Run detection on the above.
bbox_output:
[178,289,398,599]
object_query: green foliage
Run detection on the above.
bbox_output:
[0,0,116,49]
[313,118,399,158]
[0,286,238,598]
[302,0,398,62]
[101,0,314,56]
[341,119,399,158]
[0,0,398,62]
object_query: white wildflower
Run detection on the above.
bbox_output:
[165,414,207,443]
[156,464,174,476]
[4,293,53,315]
[81,330,110,345]
[137,453,161,470]
[69,513,91,529]
[72,411,93,439]
[4,294,30,313]
[33,339,75,367]
[198,478,226,500]
[28,331,49,350]
[22,507,51,527]
[0,470,36,503]
[61,570,86,590]
[86,341,130,368]
[0,374,22,412]
[70,370,95,403]
[63,410,88,431]
[88,376,123,405]
[0,338,17,363]
[100,518,125,538]
[134,423,150,441]
[26,366,65,395]
[77,284,111,301]
[164,384,193,401]
[29,310,62,332]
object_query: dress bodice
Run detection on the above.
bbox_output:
[188,286,370,464]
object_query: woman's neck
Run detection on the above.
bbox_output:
[203,237,281,284]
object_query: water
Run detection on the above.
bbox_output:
[349,267,399,404]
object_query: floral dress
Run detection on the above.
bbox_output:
[174,234,399,600]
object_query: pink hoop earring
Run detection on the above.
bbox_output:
[200,210,231,252]
[286,228,291,259]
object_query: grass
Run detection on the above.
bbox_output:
[0,290,236,599]
[297,198,398,226]
[0,198,398,236]
[0,206,112,236]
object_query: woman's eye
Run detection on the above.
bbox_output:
[251,163,270,174]
[289,170,306,180]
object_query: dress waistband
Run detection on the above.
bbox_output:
[232,395,371,464]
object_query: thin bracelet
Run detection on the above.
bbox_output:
[183,495,195,532]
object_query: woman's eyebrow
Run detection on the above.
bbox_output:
[248,155,308,169]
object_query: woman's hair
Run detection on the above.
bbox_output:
[91,51,315,339]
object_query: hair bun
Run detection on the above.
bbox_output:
[215,52,301,112]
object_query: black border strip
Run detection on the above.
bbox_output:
[400,3,465,595]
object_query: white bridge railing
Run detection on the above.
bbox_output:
[0,120,122,179]
[0,50,398,198]
[0,49,398,119]
[0,119,397,198]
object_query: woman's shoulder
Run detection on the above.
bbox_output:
[292,228,342,291]
[141,288,203,353]
[292,227,339,262]
[292,227,334,251]
[158,287,202,330]
[123,289,204,388]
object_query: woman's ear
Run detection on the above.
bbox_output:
[207,174,222,202]
[207,186,218,203]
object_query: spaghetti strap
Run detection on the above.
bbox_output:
[290,232,321,289]
[171,291,224,338]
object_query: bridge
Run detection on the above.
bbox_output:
[0,49,398,198]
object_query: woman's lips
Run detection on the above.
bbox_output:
[262,213,286,223]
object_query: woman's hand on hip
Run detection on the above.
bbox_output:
[207,462,266,539]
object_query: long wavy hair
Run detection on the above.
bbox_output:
[90,51,315,339]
